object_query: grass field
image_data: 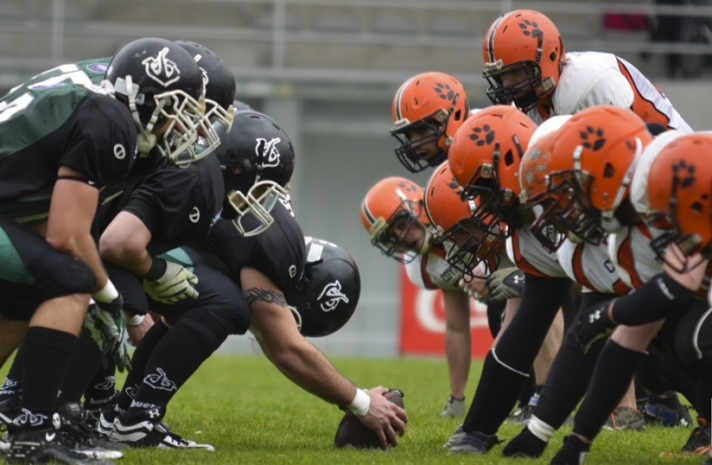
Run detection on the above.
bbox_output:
[28,355,704,464]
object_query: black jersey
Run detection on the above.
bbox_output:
[122,153,224,255]
[195,202,306,295]
[0,79,136,223]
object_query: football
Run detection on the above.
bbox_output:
[334,389,405,449]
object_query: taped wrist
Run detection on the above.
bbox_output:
[144,258,167,281]
[348,389,371,417]
[612,272,696,326]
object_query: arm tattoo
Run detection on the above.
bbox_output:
[245,287,288,309]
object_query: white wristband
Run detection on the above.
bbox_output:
[127,314,145,326]
[348,389,371,417]
[94,280,119,303]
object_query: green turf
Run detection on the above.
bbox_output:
[33,355,708,464]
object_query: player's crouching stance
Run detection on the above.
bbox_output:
[101,110,407,451]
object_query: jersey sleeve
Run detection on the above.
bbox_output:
[122,160,222,248]
[59,94,136,188]
[255,203,306,293]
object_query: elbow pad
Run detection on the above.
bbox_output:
[612,272,696,326]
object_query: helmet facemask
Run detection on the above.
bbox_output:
[435,220,502,278]
[227,180,291,237]
[484,61,551,113]
[369,201,431,264]
[460,157,522,235]
[392,114,448,173]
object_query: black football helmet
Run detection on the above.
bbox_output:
[104,37,207,164]
[214,109,295,236]
[176,40,236,135]
[289,238,361,337]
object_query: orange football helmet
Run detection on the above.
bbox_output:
[360,177,431,263]
[647,133,712,260]
[520,105,652,251]
[482,10,566,112]
[391,72,470,173]
[448,105,537,233]
[424,162,503,276]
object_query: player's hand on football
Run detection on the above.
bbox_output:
[486,267,525,302]
[359,386,408,450]
[143,261,199,304]
[574,300,617,354]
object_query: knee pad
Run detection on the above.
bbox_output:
[176,309,231,354]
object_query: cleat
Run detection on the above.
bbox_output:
[58,403,127,459]
[6,426,112,465]
[111,409,214,451]
[442,426,464,449]
[503,426,548,458]
[642,392,692,428]
[550,435,590,465]
[602,406,646,431]
[660,418,711,458]
[508,392,539,425]
[441,396,466,419]
[449,430,500,454]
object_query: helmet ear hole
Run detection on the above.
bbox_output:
[550,51,557,62]
[504,149,514,167]
[603,162,616,179]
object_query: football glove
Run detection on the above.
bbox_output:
[93,292,124,318]
[574,300,617,354]
[143,261,199,304]
[485,268,525,302]
[84,304,131,372]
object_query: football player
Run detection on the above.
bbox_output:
[481,9,692,133]
[390,72,470,173]
[361,174,490,419]
[0,36,207,465]
[504,111,711,463]
[102,110,406,450]
[444,106,638,454]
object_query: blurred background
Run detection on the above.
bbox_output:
[3,0,712,357]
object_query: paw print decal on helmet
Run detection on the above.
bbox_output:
[519,19,543,40]
[397,180,420,193]
[672,161,697,190]
[433,83,455,101]
[580,126,606,151]
[469,125,496,147]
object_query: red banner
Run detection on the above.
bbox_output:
[399,267,494,358]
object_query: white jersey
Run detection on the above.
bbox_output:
[608,224,663,290]
[506,224,568,279]
[528,52,692,133]
[557,239,631,295]
[405,247,462,291]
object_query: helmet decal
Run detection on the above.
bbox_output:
[519,18,543,43]
[469,124,496,147]
[141,47,181,87]
[317,280,349,312]
[673,161,697,191]
[580,126,607,152]
[255,137,282,168]
[433,82,455,100]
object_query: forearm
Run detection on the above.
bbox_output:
[259,337,357,406]
[99,211,154,277]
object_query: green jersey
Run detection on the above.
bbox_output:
[0,58,136,223]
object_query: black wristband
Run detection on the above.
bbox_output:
[143,258,168,281]
[612,272,696,325]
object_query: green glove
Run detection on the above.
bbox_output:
[143,261,199,304]
[84,305,131,372]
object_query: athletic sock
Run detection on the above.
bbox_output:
[21,327,78,414]
[463,350,529,435]
[58,330,102,404]
[573,340,644,441]
[116,320,169,413]
[129,318,218,410]
[535,328,603,429]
